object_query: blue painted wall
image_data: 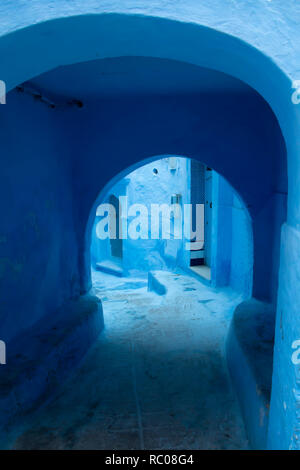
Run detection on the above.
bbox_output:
[0,89,80,344]
[211,173,253,298]
[125,157,190,272]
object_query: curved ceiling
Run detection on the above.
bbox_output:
[27,56,251,101]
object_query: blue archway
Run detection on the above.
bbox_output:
[0,11,298,450]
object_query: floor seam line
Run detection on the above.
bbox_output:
[131,341,145,450]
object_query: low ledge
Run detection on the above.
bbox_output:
[96,260,123,277]
[0,294,104,441]
[148,271,167,296]
[226,298,275,450]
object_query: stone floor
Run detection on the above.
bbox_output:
[12,269,249,450]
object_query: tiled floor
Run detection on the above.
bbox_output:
[12,270,248,450]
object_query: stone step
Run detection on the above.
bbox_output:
[0,294,104,437]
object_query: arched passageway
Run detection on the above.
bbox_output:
[90,155,254,295]
[13,155,254,450]
[0,11,298,450]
